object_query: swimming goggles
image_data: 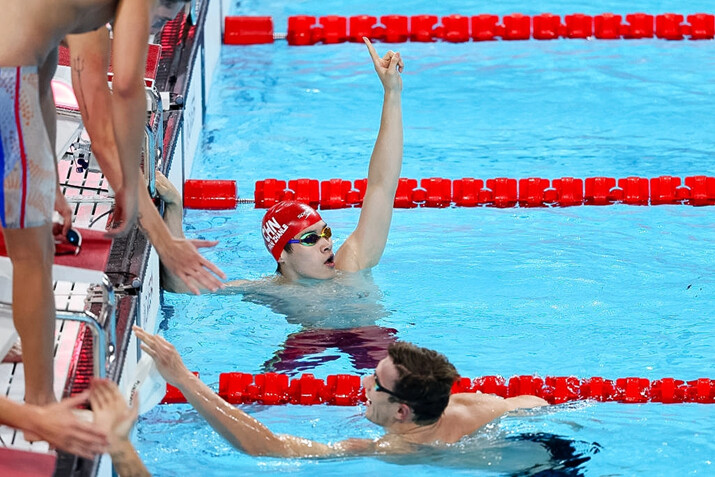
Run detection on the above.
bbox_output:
[288,226,332,246]
[374,373,408,401]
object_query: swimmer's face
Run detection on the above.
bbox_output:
[278,221,336,281]
[362,357,406,427]
[150,1,186,34]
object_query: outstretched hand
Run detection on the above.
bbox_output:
[30,391,109,459]
[133,326,190,387]
[160,237,226,294]
[363,37,404,92]
[90,379,138,448]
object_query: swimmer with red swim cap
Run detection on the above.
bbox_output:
[161,38,404,291]
[256,38,404,284]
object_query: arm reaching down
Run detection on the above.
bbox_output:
[336,38,404,272]
[65,31,226,294]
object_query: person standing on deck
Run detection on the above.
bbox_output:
[0,0,219,423]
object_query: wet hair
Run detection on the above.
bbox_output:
[387,342,459,425]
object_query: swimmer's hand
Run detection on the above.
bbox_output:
[107,186,138,238]
[90,378,137,447]
[159,237,227,294]
[363,37,403,93]
[133,326,190,387]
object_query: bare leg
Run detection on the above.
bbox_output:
[2,225,56,406]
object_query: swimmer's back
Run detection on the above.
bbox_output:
[0,0,117,66]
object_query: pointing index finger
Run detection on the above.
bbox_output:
[363,37,380,65]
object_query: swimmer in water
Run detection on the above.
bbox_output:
[161,37,404,293]
[136,327,549,457]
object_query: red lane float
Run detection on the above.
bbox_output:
[184,179,237,209]
[224,16,274,45]
[225,14,715,45]
[161,372,715,405]
[253,175,715,209]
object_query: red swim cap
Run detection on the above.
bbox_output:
[262,201,323,261]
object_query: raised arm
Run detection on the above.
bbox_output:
[133,326,377,457]
[336,38,404,272]
[65,30,225,294]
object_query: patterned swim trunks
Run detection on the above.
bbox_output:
[0,66,56,229]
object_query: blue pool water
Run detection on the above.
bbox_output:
[135,0,715,474]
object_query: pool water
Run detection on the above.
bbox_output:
[135,0,715,474]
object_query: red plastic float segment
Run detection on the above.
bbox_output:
[502,13,531,40]
[579,377,615,402]
[474,375,508,397]
[224,16,274,45]
[253,373,291,405]
[543,377,581,404]
[617,176,649,205]
[451,376,478,393]
[318,15,347,44]
[614,377,651,403]
[656,13,685,40]
[471,14,500,41]
[420,178,452,207]
[410,15,439,42]
[687,13,715,40]
[452,178,484,207]
[551,177,584,206]
[518,178,549,207]
[287,15,317,46]
[650,176,681,205]
[624,13,654,39]
[650,378,686,403]
[564,14,593,38]
[594,13,623,39]
[287,179,320,208]
[184,179,237,209]
[686,378,715,403]
[320,179,352,209]
[508,375,545,398]
[289,374,326,405]
[442,15,470,42]
[487,178,518,208]
[326,374,363,405]
[584,177,616,205]
[684,175,715,206]
[349,15,377,42]
[394,178,418,208]
[533,13,562,40]
[254,179,287,208]
[218,372,256,404]
[381,15,409,43]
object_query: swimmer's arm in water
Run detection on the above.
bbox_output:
[134,327,410,457]
[336,38,404,273]
[449,392,550,434]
